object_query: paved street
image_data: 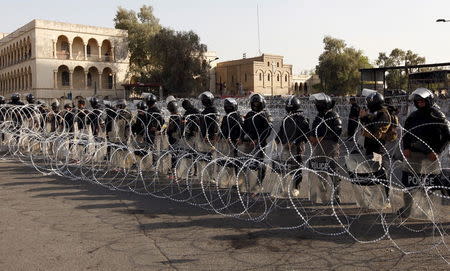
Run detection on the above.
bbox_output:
[0,160,449,270]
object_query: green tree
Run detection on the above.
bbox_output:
[147,28,208,95]
[114,5,208,95]
[316,36,372,95]
[375,48,426,90]
[114,5,161,81]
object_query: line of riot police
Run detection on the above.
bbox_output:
[0,89,448,220]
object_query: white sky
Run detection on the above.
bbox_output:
[1,0,450,73]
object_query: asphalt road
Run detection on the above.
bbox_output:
[0,160,449,270]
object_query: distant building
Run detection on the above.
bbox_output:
[0,19,129,101]
[215,54,292,96]
[204,51,219,92]
[292,74,320,95]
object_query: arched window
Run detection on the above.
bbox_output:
[61,71,70,86]
[277,74,280,81]
[107,74,113,89]
[87,45,91,57]
[285,75,288,82]
[87,73,92,87]
[267,62,270,67]
[259,73,262,81]
[277,62,279,67]
[267,74,271,81]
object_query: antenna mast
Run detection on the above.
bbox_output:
[257,4,262,56]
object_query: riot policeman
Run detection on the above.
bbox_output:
[359,92,391,156]
[145,94,164,146]
[74,99,88,131]
[309,93,342,203]
[182,99,200,140]
[241,93,272,148]
[47,101,61,133]
[167,100,183,146]
[26,94,35,105]
[220,98,243,144]
[198,91,219,142]
[87,97,104,137]
[399,88,450,217]
[62,103,75,133]
[131,101,151,148]
[347,96,360,139]
[167,100,183,172]
[10,93,24,105]
[240,94,273,189]
[276,96,309,196]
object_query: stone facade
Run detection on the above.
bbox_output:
[215,54,292,96]
[291,74,321,95]
[204,51,219,92]
[0,19,129,101]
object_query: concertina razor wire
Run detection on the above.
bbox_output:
[0,95,449,263]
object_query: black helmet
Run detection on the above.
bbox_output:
[0,96,5,105]
[310,93,332,113]
[198,91,214,107]
[11,93,20,103]
[250,93,266,112]
[167,101,178,114]
[64,103,73,109]
[116,99,127,110]
[366,92,384,112]
[285,96,301,113]
[224,98,238,114]
[145,94,157,107]
[51,101,60,110]
[26,93,35,104]
[182,99,193,110]
[409,88,434,109]
[90,97,99,108]
[104,101,113,109]
[136,101,148,111]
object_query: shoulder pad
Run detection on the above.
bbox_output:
[430,107,446,120]
[326,110,340,118]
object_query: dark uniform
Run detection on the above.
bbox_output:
[276,96,309,190]
[145,94,164,146]
[241,94,273,186]
[198,91,219,141]
[359,92,391,156]
[182,100,200,140]
[399,88,450,217]
[347,98,360,138]
[309,93,342,202]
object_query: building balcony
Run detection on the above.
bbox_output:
[56,52,70,60]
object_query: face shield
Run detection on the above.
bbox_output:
[409,88,433,101]
[361,88,377,97]
[410,88,434,109]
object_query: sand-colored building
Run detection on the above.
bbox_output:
[0,19,129,101]
[292,74,321,95]
[215,54,292,96]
